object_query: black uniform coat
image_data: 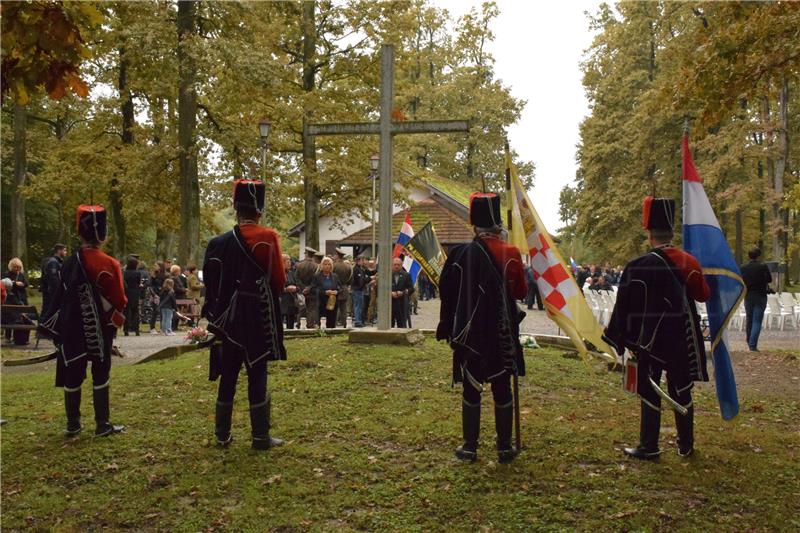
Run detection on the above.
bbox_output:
[436,237,525,384]
[201,226,286,373]
[603,248,708,387]
[39,251,112,387]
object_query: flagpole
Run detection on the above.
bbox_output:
[505,140,512,231]
[505,139,522,453]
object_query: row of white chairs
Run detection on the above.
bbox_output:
[732,292,800,332]
[583,289,617,326]
[585,288,799,332]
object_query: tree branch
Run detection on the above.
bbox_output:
[197,103,223,132]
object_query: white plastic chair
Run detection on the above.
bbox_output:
[584,290,603,323]
[765,294,792,331]
[779,292,800,326]
[733,302,747,332]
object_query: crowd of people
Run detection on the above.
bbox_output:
[1,243,435,347]
[280,247,428,331]
[0,246,207,344]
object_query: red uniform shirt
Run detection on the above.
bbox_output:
[238,223,286,297]
[480,235,528,301]
[81,247,127,328]
[661,246,710,302]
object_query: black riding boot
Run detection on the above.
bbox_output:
[64,388,82,436]
[495,400,519,463]
[675,405,694,457]
[215,401,234,447]
[624,402,661,460]
[455,400,480,462]
[93,385,125,437]
[250,395,284,450]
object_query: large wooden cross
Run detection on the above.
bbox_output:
[307,44,469,331]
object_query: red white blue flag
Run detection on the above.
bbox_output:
[682,133,744,420]
[394,212,421,284]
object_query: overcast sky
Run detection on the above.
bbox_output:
[437,0,603,232]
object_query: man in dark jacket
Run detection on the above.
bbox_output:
[333,248,353,327]
[296,248,319,329]
[437,193,527,463]
[281,254,300,329]
[740,248,772,352]
[123,255,143,336]
[40,206,127,437]
[350,255,369,327]
[40,243,67,317]
[603,197,710,460]
[201,180,286,450]
[390,257,414,328]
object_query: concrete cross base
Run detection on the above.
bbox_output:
[348,327,425,346]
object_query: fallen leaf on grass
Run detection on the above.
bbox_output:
[367,455,378,464]
[263,475,282,485]
[105,463,119,471]
[607,510,636,519]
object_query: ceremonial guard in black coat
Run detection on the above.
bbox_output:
[603,197,710,459]
[437,193,528,463]
[201,180,287,449]
[40,206,127,437]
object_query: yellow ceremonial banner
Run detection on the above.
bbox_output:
[505,150,615,362]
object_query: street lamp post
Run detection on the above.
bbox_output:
[258,119,271,183]
[369,153,379,257]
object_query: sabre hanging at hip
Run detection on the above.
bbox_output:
[648,376,688,416]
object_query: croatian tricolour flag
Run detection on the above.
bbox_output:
[682,134,744,421]
[394,212,421,284]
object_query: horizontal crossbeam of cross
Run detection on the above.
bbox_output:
[306,120,469,137]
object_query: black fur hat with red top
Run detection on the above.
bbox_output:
[76,205,108,242]
[469,192,503,228]
[233,179,266,214]
[642,196,675,232]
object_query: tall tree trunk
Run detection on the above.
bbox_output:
[734,209,743,265]
[177,0,200,266]
[773,77,789,263]
[110,45,133,258]
[302,0,320,250]
[150,97,174,260]
[790,210,799,283]
[761,95,778,260]
[11,103,27,266]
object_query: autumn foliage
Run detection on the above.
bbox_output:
[1,1,102,104]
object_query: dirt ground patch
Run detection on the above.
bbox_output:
[725,349,800,400]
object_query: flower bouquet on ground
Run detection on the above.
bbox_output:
[185,326,209,345]
[519,334,540,349]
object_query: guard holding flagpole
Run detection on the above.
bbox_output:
[40,205,127,437]
[437,193,527,463]
[201,180,287,449]
[603,197,710,459]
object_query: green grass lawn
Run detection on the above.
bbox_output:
[2,337,798,532]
